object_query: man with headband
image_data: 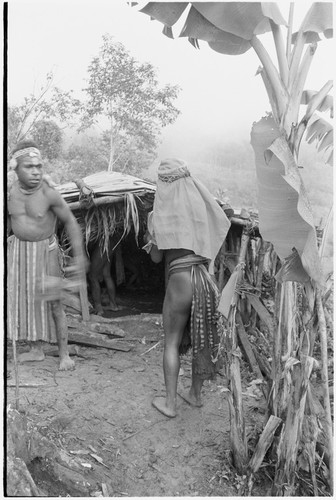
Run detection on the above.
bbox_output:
[143,158,231,417]
[7,140,88,370]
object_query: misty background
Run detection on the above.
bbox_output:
[7,0,333,223]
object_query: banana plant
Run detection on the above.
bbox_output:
[133,1,333,493]
[135,1,332,285]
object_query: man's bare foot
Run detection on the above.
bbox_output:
[59,354,75,371]
[152,397,176,418]
[106,304,122,312]
[19,348,45,363]
[178,390,203,407]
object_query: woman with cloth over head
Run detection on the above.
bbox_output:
[143,158,231,418]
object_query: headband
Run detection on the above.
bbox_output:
[157,158,191,183]
[9,147,42,170]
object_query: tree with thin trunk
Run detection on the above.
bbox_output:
[7,72,81,155]
[81,34,181,171]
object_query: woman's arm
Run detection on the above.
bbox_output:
[142,229,163,263]
[149,244,164,264]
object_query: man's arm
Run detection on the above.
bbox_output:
[48,188,88,272]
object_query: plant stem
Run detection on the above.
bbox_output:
[250,35,288,127]
[286,3,295,61]
[271,20,289,86]
[316,288,333,492]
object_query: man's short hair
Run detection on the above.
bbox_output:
[12,140,39,156]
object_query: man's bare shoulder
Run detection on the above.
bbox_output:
[42,181,65,205]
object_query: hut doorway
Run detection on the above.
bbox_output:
[88,231,165,318]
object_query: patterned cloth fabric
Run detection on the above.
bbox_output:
[169,255,220,380]
[7,235,58,342]
[152,158,231,273]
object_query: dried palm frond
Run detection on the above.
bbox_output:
[123,193,140,244]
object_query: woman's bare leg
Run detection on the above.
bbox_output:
[179,370,204,407]
[152,271,192,417]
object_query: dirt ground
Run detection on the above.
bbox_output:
[6,287,270,497]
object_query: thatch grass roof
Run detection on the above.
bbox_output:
[57,171,156,255]
[57,171,156,206]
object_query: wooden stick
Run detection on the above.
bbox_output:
[79,281,90,321]
[140,341,161,356]
[7,383,55,388]
[246,293,274,336]
[69,195,125,210]
[122,418,167,441]
[236,312,263,381]
[11,337,20,410]
[227,229,250,472]
[68,332,132,351]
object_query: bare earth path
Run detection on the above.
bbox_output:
[6,313,267,497]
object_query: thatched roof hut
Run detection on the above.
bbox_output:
[57,171,156,255]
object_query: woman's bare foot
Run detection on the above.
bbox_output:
[178,390,203,407]
[59,354,75,371]
[152,397,176,418]
[18,348,45,363]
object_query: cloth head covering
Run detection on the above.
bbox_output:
[9,147,42,170]
[153,158,231,272]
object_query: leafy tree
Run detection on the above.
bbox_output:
[64,136,110,179]
[31,120,63,160]
[81,34,181,171]
[7,72,81,155]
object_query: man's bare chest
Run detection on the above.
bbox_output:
[8,189,51,220]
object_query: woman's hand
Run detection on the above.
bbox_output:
[143,230,151,244]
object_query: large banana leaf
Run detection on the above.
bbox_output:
[296,2,333,38]
[251,115,324,286]
[140,2,287,55]
[301,90,333,116]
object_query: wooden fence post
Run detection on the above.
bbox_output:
[226,228,250,472]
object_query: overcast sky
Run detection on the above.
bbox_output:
[6,0,334,157]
